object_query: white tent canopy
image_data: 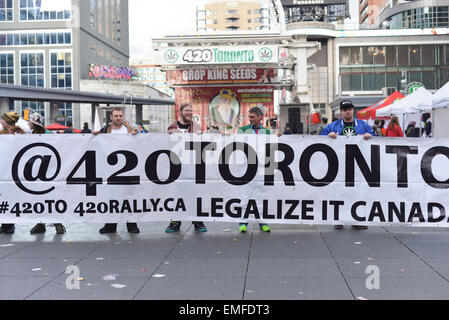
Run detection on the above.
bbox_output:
[432,81,449,109]
[376,87,433,117]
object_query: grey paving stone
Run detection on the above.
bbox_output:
[7,242,102,258]
[26,274,148,300]
[0,257,78,277]
[250,243,332,259]
[0,276,54,300]
[325,240,415,259]
[0,243,32,259]
[156,258,247,277]
[134,276,246,300]
[336,258,435,278]
[346,275,449,300]
[75,257,163,278]
[422,258,449,279]
[405,243,449,258]
[86,243,174,259]
[169,243,250,259]
[244,276,354,300]
[247,258,341,278]
[0,222,448,300]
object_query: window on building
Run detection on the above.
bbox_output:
[90,0,97,30]
[20,52,44,87]
[22,101,45,117]
[340,44,446,92]
[20,51,45,117]
[409,46,421,66]
[398,46,408,67]
[386,46,397,66]
[422,45,435,66]
[50,51,72,89]
[339,47,349,65]
[350,47,362,65]
[0,31,72,46]
[0,0,13,21]
[0,53,14,84]
[20,0,71,21]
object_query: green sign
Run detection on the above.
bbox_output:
[407,82,424,95]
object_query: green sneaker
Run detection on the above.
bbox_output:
[239,224,248,233]
[260,224,271,233]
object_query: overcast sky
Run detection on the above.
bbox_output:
[129,0,206,59]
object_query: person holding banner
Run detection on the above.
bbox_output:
[93,107,141,234]
[165,103,208,233]
[237,107,272,233]
[0,112,25,235]
[320,100,375,140]
[320,100,375,230]
[27,113,66,235]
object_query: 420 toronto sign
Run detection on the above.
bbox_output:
[162,46,278,65]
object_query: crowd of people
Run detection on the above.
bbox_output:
[0,99,435,235]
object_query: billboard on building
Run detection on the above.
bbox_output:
[175,86,275,132]
[167,68,276,86]
[160,45,279,66]
[88,64,136,81]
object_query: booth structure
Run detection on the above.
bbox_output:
[357,91,404,121]
[153,33,320,134]
[432,82,449,138]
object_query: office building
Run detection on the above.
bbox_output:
[0,0,130,127]
[196,0,271,32]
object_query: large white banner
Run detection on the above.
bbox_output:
[0,134,448,227]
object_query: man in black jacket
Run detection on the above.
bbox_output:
[94,108,140,234]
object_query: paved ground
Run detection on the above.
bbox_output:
[1,222,449,300]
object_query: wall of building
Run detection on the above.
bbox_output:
[197,0,270,31]
[0,0,131,128]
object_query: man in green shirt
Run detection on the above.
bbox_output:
[237,107,271,233]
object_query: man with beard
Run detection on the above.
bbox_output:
[165,103,207,233]
[94,107,140,234]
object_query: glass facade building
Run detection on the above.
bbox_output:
[385,6,449,29]
[340,44,449,92]
[0,0,13,21]
[19,0,71,21]
[0,0,130,127]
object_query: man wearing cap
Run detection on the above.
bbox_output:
[320,100,375,140]
[0,112,25,234]
[320,100,375,230]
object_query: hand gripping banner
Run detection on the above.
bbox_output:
[0,133,448,227]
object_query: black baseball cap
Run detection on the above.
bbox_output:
[340,100,354,110]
